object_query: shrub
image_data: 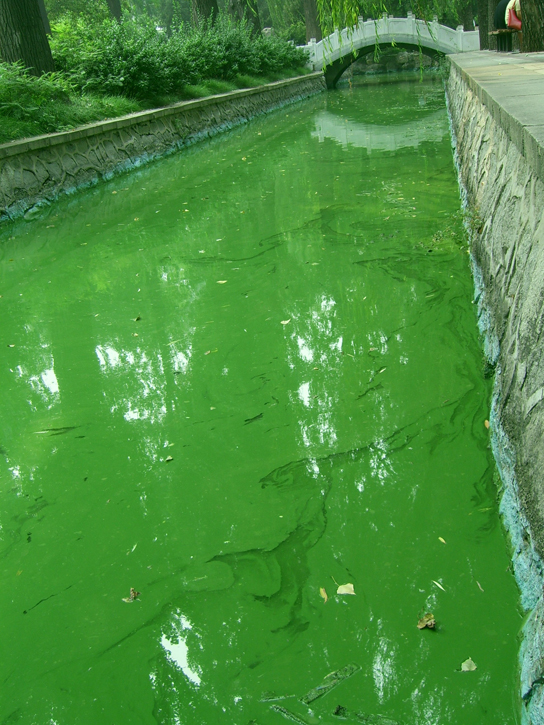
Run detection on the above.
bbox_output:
[50,13,308,102]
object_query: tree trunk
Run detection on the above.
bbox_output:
[106,0,122,21]
[191,0,219,23]
[522,0,544,51]
[228,0,261,34]
[477,0,489,47]
[302,0,321,41]
[37,0,51,34]
[460,0,476,30]
[0,0,55,75]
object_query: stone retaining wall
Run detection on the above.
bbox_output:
[0,73,325,221]
[446,54,544,725]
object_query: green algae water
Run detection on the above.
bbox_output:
[0,78,522,724]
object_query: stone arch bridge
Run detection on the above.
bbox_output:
[301,14,480,88]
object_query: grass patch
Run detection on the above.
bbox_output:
[0,64,310,145]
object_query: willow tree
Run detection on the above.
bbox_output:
[0,0,55,74]
[316,0,542,49]
[191,0,219,22]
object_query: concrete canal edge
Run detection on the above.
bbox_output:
[446,51,544,725]
[0,72,326,221]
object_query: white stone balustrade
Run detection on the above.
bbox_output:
[300,15,480,71]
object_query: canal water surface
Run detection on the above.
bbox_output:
[0,78,521,724]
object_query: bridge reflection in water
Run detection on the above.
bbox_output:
[312,108,447,153]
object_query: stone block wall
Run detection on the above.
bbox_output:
[0,73,326,221]
[446,56,544,725]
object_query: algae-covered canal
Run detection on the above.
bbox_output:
[0,77,521,724]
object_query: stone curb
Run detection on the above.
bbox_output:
[447,52,544,183]
[0,72,326,221]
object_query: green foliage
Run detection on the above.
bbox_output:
[49,13,307,103]
[279,21,307,44]
[316,0,476,37]
[0,62,139,144]
[44,0,110,23]
[265,0,305,35]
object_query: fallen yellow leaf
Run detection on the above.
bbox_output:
[280,319,291,325]
[417,612,436,629]
[319,587,328,603]
[432,580,446,592]
[337,583,355,596]
[461,657,477,672]
[438,537,446,544]
[217,280,227,284]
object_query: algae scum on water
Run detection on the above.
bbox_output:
[0,77,521,724]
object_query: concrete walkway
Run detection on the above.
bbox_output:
[448,50,544,182]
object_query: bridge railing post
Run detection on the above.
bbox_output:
[407,11,416,36]
[455,25,463,52]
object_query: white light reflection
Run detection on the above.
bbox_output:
[160,611,202,687]
[372,627,398,703]
[95,344,167,424]
[411,681,450,724]
[297,336,314,362]
[369,439,394,485]
[22,344,61,410]
[298,382,311,407]
[285,295,341,452]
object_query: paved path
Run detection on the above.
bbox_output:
[448,50,544,182]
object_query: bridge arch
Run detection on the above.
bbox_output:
[301,14,479,88]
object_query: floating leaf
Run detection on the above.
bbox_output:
[300,663,361,705]
[122,587,140,603]
[461,657,477,672]
[217,280,227,284]
[319,587,328,603]
[417,613,436,629]
[438,537,446,544]
[476,580,484,592]
[134,315,141,321]
[270,705,307,724]
[484,419,490,429]
[333,705,399,724]
[432,580,446,592]
[337,583,355,596]
[281,319,291,325]
[165,455,173,462]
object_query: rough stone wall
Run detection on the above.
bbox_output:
[446,60,544,725]
[0,74,326,221]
